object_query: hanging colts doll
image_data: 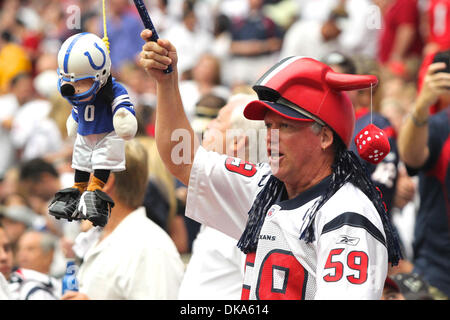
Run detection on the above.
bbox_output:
[48,30,137,227]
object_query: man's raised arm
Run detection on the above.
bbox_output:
[398,62,450,168]
[139,29,198,185]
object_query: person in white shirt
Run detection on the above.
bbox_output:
[161,2,213,78]
[0,222,13,290]
[0,72,35,177]
[280,18,341,61]
[178,93,266,300]
[0,272,11,300]
[8,268,61,300]
[281,0,379,61]
[0,221,58,300]
[179,53,230,122]
[61,140,185,300]
[139,31,402,300]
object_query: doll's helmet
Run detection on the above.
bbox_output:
[244,56,378,147]
[57,32,111,107]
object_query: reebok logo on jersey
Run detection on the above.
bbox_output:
[336,235,360,246]
[259,234,276,241]
[266,204,280,220]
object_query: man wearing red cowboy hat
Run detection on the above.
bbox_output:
[139,29,401,300]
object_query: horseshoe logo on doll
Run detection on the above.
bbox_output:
[84,42,106,70]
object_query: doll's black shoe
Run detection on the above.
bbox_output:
[48,188,81,221]
[76,190,114,227]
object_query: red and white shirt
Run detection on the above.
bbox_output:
[186,146,388,300]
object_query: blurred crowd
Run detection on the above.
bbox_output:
[0,0,448,300]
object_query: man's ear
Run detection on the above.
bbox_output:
[102,173,115,195]
[320,126,334,150]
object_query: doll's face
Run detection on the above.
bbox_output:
[60,78,95,102]
[64,78,94,94]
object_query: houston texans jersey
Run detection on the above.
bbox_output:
[185,146,388,300]
[71,78,134,136]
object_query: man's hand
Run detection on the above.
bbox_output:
[398,62,450,168]
[417,62,450,109]
[139,29,177,82]
[61,291,90,300]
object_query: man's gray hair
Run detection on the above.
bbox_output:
[310,122,324,135]
[39,231,57,253]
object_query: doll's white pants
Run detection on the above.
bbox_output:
[71,131,125,173]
